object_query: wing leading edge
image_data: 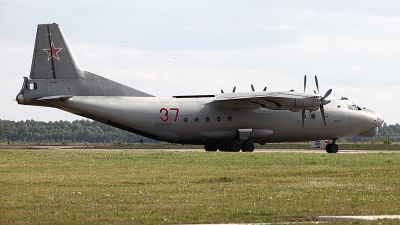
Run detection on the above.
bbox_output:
[213,91,329,112]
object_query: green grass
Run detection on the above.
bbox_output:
[1,150,400,224]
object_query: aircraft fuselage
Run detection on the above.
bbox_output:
[26,93,382,145]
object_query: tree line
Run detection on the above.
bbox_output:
[0,119,399,144]
[0,119,156,144]
[341,122,400,143]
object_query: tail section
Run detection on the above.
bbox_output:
[30,23,81,79]
[17,23,153,106]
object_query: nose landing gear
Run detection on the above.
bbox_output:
[326,139,339,153]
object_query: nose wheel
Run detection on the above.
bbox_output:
[326,139,339,153]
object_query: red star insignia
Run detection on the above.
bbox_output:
[43,42,62,61]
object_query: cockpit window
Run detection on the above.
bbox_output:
[29,83,37,90]
[348,103,362,111]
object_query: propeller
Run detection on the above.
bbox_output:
[319,87,332,126]
[302,75,307,127]
[250,85,267,92]
[302,75,332,128]
[222,86,237,93]
[315,75,332,126]
[315,75,320,94]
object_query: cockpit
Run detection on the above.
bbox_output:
[348,103,362,111]
[339,97,363,111]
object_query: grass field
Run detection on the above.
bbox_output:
[1,150,400,224]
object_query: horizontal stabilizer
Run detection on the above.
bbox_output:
[36,95,73,101]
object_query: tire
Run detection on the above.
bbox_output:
[218,142,241,152]
[230,141,241,152]
[331,144,339,153]
[326,144,339,153]
[326,144,332,153]
[241,141,255,152]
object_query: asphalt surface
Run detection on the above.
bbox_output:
[16,146,400,153]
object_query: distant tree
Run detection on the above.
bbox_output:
[0,119,396,144]
[0,119,157,144]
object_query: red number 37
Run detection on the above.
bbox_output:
[160,108,179,122]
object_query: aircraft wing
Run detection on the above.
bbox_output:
[213,91,323,111]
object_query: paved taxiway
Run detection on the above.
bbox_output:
[22,146,400,153]
[143,149,400,154]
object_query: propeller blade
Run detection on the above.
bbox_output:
[304,75,307,93]
[232,86,236,93]
[313,90,317,94]
[302,109,305,128]
[320,105,327,126]
[251,84,255,92]
[321,89,332,100]
[221,89,224,93]
[315,75,320,94]
[263,87,267,91]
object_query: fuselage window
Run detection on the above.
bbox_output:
[216,117,221,121]
[205,117,210,122]
[194,117,199,122]
[183,118,188,122]
[227,116,232,121]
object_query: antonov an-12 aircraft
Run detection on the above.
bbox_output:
[16,23,384,153]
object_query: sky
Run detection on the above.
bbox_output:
[1,0,400,124]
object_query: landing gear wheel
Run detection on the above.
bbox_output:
[241,141,255,152]
[205,145,218,152]
[230,141,241,152]
[326,144,339,153]
[223,141,241,152]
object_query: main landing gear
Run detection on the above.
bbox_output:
[326,139,339,153]
[205,141,255,152]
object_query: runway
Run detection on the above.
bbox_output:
[133,149,400,153]
[20,145,400,153]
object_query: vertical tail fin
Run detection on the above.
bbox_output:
[18,22,153,105]
[30,23,82,79]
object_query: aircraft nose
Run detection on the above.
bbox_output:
[375,113,384,125]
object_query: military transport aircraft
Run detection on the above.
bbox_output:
[16,23,384,153]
